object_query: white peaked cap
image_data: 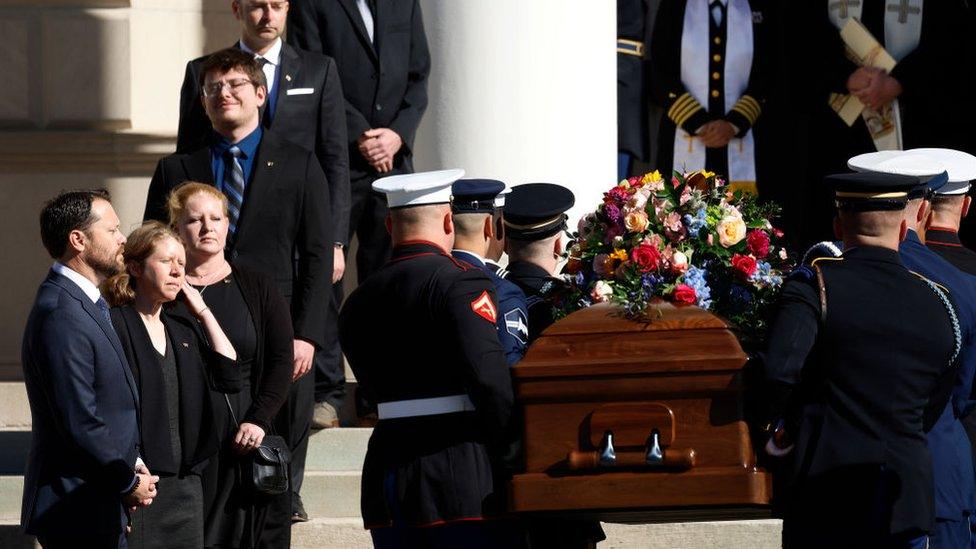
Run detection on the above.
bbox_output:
[907,148,976,195]
[847,150,947,179]
[372,168,465,208]
[494,185,512,208]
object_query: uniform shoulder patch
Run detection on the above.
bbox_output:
[471,291,497,323]
[504,308,529,344]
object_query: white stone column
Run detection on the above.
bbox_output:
[414,0,617,227]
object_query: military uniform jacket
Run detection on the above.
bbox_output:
[501,261,563,344]
[452,250,529,365]
[338,241,514,528]
[764,246,955,535]
[899,230,976,520]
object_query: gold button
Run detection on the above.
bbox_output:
[712,72,721,80]
[714,37,721,45]
[713,54,722,62]
[711,90,720,98]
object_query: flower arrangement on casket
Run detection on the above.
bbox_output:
[556,170,794,345]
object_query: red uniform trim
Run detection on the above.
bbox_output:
[928,241,963,248]
[391,240,474,271]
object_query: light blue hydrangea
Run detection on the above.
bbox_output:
[682,207,708,238]
[749,261,782,286]
[683,266,712,309]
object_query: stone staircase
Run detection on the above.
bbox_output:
[0,381,783,548]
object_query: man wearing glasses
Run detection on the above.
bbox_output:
[175,0,351,527]
[144,48,333,548]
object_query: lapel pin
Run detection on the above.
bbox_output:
[181,342,189,348]
[285,74,292,82]
[267,161,274,167]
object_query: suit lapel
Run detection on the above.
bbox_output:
[183,146,215,186]
[373,0,388,53]
[48,272,140,406]
[338,0,379,62]
[271,45,302,124]
[233,133,280,245]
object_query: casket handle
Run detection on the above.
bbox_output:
[598,430,617,466]
[567,427,696,471]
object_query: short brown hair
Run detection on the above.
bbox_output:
[102,221,182,307]
[39,189,111,259]
[198,48,267,93]
[166,182,228,228]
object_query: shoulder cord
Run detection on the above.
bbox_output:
[918,278,963,367]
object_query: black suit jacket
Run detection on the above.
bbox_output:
[143,130,333,347]
[21,271,140,536]
[176,42,352,245]
[288,0,430,179]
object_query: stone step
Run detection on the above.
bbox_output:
[0,516,783,549]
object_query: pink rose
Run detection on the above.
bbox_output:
[672,284,697,305]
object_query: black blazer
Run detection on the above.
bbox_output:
[20,271,140,536]
[110,305,240,476]
[176,42,352,245]
[288,0,430,179]
[143,130,333,347]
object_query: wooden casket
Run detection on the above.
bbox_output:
[509,302,772,522]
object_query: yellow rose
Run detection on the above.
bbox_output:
[623,210,649,233]
[610,248,629,262]
[717,215,747,248]
[641,171,663,184]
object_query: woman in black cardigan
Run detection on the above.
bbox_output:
[104,221,240,549]
[167,182,294,549]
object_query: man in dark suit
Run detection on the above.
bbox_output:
[23,190,158,548]
[287,0,430,279]
[174,0,351,520]
[144,48,332,539]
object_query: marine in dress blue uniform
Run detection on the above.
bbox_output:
[850,151,976,548]
[451,179,529,365]
[764,171,960,548]
[339,169,524,549]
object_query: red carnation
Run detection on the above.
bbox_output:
[631,244,661,273]
[672,284,697,305]
[746,230,771,258]
[731,253,758,280]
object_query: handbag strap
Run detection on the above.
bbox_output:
[224,393,240,427]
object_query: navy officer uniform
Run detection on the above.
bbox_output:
[338,169,521,548]
[849,151,976,548]
[451,179,529,365]
[500,183,576,344]
[764,171,961,548]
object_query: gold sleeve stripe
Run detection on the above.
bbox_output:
[674,102,703,128]
[734,95,761,123]
[667,93,695,120]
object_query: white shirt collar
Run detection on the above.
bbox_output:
[453,249,486,266]
[239,37,282,66]
[52,262,102,303]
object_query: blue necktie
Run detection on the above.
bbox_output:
[95,297,112,324]
[223,146,246,235]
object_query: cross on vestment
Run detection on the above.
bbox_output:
[684,134,696,153]
[830,0,861,19]
[888,0,920,24]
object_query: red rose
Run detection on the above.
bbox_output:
[630,244,661,272]
[746,230,771,258]
[672,283,697,305]
[731,253,758,280]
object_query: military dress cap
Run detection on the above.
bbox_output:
[908,148,976,195]
[494,185,512,208]
[504,183,576,240]
[451,179,506,214]
[826,172,920,211]
[373,168,465,208]
[847,150,949,198]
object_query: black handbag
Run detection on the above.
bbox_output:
[225,395,291,496]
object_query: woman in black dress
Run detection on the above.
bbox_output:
[167,182,294,549]
[104,221,240,549]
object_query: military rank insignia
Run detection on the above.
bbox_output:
[471,291,498,323]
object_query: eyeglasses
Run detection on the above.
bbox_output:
[202,79,253,98]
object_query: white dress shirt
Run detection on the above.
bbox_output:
[240,38,283,97]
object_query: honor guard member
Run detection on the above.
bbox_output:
[849,150,976,548]
[338,169,522,548]
[485,185,512,275]
[918,148,976,277]
[764,171,960,548]
[452,179,529,365]
[501,183,576,344]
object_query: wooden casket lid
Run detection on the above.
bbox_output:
[513,302,748,380]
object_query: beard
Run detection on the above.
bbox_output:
[87,241,124,279]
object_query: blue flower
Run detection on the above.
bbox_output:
[683,207,708,238]
[682,266,712,309]
[730,284,752,307]
[749,261,783,286]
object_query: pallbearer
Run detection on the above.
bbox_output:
[764,171,959,548]
[501,183,576,343]
[920,148,976,276]
[451,179,529,365]
[339,169,523,548]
